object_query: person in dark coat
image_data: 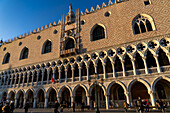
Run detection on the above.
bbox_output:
[10,101,15,113]
[81,102,85,112]
[73,102,75,113]
[24,102,29,113]
[54,100,60,113]
[2,102,10,113]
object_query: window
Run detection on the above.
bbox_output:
[144,0,151,5]
[132,14,155,34]
[2,53,10,64]
[92,25,105,41]
[20,47,29,60]
[65,38,74,50]
[42,40,52,54]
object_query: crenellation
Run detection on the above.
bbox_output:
[96,5,100,10]
[90,7,95,12]
[102,2,107,8]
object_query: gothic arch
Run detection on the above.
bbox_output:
[72,84,88,97]
[46,87,58,98]
[89,82,106,96]
[16,89,25,99]
[107,81,127,95]
[42,39,52,54]
[127,78,151,93]
[25,89,35,99]
[90,23,107,41]
[58,85,72,97]
[151,76,170,92]
[35,87,46,97]
[20,47,29,60]
[2,52,10,64]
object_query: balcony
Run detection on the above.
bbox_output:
[60,48,76,57]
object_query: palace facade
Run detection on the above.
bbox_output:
[0,0,169,109]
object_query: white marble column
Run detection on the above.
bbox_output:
[103,63,107,79]
[125,92,131,106]
[18,73,21,87]
[111,62,116,78]
[44,97,48,108]
[57,97,61,103]
[94,64,97,75]
[131,58,137,75]
[10,76,13,87]
[36,70,39,85]
[33,97,37,108]
[3,75,6,87]
[14,74,17,87]
[71,96,75,107]
[142,57,149,74]
[47,70,50,84]
[14,97,18,108]
[22,73,26,87]
[149,90,156,106]
[27,73,30,86]
[41,69,45,85]
[87,96,91,107]
[105,95,109,109]
[121,60,126,77]
[6,74,10,87]
[79,67,82,81]
[0,76,2,86]
[65,69,68,82]
[72,68,75,82]
[154,55,161,73]
[59,69,61,83]
[32,72,35,86]
[23,97,26,107]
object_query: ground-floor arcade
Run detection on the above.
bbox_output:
[0,75,170,109]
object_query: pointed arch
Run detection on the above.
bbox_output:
[114,55,123,72]
[64,38,75,50]
[58,85,72,97]
[146,50,157,68]
[157,48,169,66]
[42,40,52,54]
[97,59,103,74]
[105,57,113,73]
[20,47,29,60]
[72,84,88,97]
[2,52,10,64]
[89,60,95,75]
[46,87,58,98]
[134,52,145,69]
[124,54,133,71]
[67,64,72,78]
[81,62,87,76]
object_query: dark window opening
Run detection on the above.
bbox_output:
[156,84,166,99]
[89,61,95,75]
[65,38,74,50]
[92,25,105,41]
[81,62,87,76]
[140,22,146,33]
[146,20,153,31]
[114,56,123,72]
[124,55,133,71]
[146,51,157,68]
[97,59,103,74]
[118,87,125,100]
[135,53,145,69]
[158,49,170,66]
[20,48,29,60]
[134,23,140,34]
[144,1,150,5]
[43,41,52,54]
[3,53,10,64]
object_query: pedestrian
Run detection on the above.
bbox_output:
[124,101,128,112]
[2,101,10,113]
[0,102,3,113]
[54,100,60,113]
[73,102,75,113]
[136,97,142,113]
[24,102,29,113]
[10,101,14,113]
[158,99,164,112]
[144,99,149,112]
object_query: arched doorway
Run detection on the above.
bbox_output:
[109,84,125,108]
[155,79,170,100]
[48,88,57,108]
[130,81,150,106]
[27,90,33,108]
[17,91,24,108]
[37,89,45,108]
[9,91,15,102]
[75,86,87,106]
[90,85,105,108]
[61,88,71,108]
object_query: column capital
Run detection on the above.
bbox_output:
[131,58,135,62]
[153,54,158,58]
[121,60,125,63]
[142,56,147,60]
[148,90,155,95]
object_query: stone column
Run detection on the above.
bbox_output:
[10,76,13,87]
[154,55,161,73]
[41,69,45,85]
[103,63,107,79]
[121,60,126,77]
[167,53,170,63]
[79,67,82,81]
[32,72,35,86]
[65,69,68,82]
[33,97,37,108]
[36,70,40,85]
[47,70,50,84]
[3,75,6,87]
[142,57,149,74]
[111,62,116,78]
[14,74,17,87]
[131,58,137,75]
[14,97,18,108]
[59,69,61,83]
[125,92,131,106]
[94,64,97,75]
[0,76,2,86]
[6,74,10,88]
[105,95,109,109]
[27,73,30,86]
[148,90,156,106]
[22,73,26,87]
[23,97,26,107]
[18,73,21,87]
[87,96,91,107]
[44,97,48,108]
[72,68,75,82]
[57,97,61,103]
[71,96,75,107]
[87,66,89,80]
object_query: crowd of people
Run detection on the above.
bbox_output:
[0,100,14,113]
[123,97,168,113]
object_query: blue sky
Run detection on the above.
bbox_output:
[0,0,111,41]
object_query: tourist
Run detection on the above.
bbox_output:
[24,102,29,113]
[81,102,85,112]
[54,100,60,113]
[73,102,75,113]
[10,101,14,113]
[136,97,142,113]
[0,102,3,113]
[124,101,128,112]
[144,99,149,112]
[2,101,10,113]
